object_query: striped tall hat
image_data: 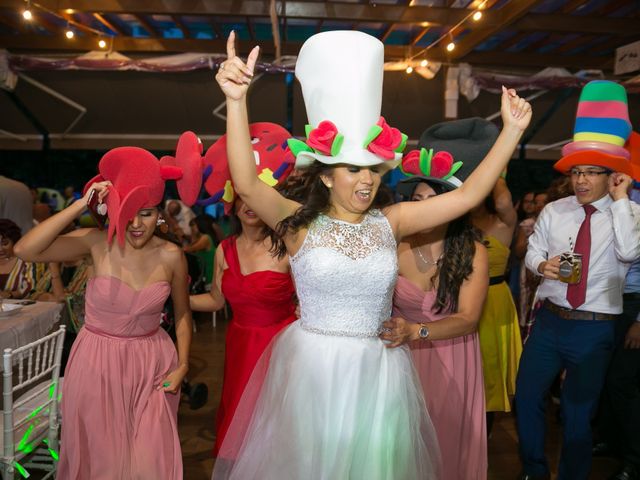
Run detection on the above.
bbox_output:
[554,80,633,176]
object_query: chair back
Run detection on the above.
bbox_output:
[2,325,66,478]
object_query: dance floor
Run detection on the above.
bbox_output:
[179,313,618,479]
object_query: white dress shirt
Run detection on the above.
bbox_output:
[525,194,640,314]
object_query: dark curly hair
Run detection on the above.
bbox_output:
[0,218,22,244]
[270,162,392,258]
[405,182,481,314]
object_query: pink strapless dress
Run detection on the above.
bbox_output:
[393,276,487,480]
[57,276,182,480]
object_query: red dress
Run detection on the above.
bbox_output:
[214,236,296,454]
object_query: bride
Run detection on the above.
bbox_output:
[212,30,531,479]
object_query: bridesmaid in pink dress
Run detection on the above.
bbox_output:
[385,118,499,480]
[15,140,202,479]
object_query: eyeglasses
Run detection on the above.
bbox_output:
[569,169,610,179]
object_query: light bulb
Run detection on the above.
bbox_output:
[22,9,32,20]
[406,66,413,74]
[65,29,74,39]
[98,39,107,48]
[446,42,455,52]
[420,59,428,67]
[473,11,482,21]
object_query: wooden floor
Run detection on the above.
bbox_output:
[179,314,619,480]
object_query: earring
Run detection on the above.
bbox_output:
[326,183,332,188]
[156,217,169,233]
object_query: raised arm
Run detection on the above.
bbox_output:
[492,177,517,229]
[216,33,301,231]
[386,87,531,240]
[14,182,110,263]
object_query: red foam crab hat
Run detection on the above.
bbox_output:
[199,122,295,213]
[84,133,203,247]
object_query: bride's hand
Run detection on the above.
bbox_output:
[215,31,260,102]
[379,317,419,348]
[501,86,532,133]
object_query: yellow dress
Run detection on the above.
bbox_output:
[478,236,522,412]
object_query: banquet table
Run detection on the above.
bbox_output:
[0,300,63,367]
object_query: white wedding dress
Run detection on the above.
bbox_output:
[212,210,441,479]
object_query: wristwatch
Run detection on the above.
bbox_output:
[418,323,430,340]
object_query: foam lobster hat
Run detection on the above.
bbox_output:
[289,31,406,171]
[554,80,633,176]
[83,132,202,247]
[199,122,294,213]
[397,117,499,196]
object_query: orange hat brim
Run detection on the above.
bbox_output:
[553,150,633,176]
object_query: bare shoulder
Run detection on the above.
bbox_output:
[157,238,185,260]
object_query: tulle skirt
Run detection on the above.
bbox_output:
[212,321,441,480]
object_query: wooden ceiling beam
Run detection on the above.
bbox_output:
[246,16,254,41]
[209,20,224,40]
[0,1,478,26]
[93,13,125,35]
[515,14,640,36]
[171,15,190,39]
[133,14,159,38]
[380,24,395,43]
[61,11,98,37]
[411,27,430,46]
[0,35,618,70]
[449,0,544,60]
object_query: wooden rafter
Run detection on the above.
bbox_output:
[93,13,124,35]
[553,34,598,55]
[592,35,640,55]
[498,31,531,52]
[171,15,189,39]
[0,34,618,70]
[522,33,560,54]
[560,0,589,14]
[61,11,97,37]
[209,19,224,40]
[449,0,544,60]
[133,14,159,38]
[380,24,394,43]
[515,14,640,37]
[411,27,430,46]
[246,16,254,41]
[0,12,26,33]
[31,11,59,34]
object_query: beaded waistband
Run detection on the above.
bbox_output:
[299,322,380,338]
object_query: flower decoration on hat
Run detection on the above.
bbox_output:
[199,122,295,213]
[83,133,203,247]
[400,148,463,182]
[288,116,406,166]
[554,80,633,176]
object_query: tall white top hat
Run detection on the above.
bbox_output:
[288,31,407,170]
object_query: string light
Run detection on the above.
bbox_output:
[420,59,428,67]
[406,0,489,62]
[22,0,32,20]
[65,28,74,39]
[98,38,107,48]
[406,65,413,74]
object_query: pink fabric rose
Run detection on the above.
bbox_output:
[430,151,454,178]
[400,150,422,176]
[367,117,403,160]
[307,121,339,156]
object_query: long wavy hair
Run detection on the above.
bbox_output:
[270,161,392,258]
[410,182,482,314]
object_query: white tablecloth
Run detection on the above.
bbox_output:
[0,301,63,361]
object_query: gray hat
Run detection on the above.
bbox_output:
[397,117,499,197]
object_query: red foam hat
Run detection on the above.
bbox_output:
[84,133,203,246]
[627,131,640,182]
[200,122,295,213]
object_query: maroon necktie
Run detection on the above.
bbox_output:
[566,204,596,309]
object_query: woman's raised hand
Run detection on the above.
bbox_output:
[81,180,112,207]
[215,31,260,101]
[500,86,532,133]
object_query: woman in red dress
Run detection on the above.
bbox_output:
[190,123,296,454]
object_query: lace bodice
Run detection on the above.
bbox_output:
[290,210,398,337]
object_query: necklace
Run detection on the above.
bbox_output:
[415,247,441,266]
